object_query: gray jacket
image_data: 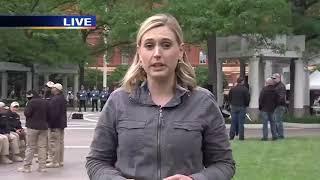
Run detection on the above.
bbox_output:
[86,83,235,180]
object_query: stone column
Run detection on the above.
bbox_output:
[74,74,79,98]
[304,68,310,114]
[44,74,50,83]
[1,71,8,99]
[248,56,260,120]
[33,73,39,92]
[259,59,265,90]
[63,75,68,96]
[264,60,272,81]
[217,59,223,106]
[294,59,305,117]
[26,72,32,91]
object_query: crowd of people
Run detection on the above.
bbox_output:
[228,73,287,141]
[0,81,67,173]
[76,85,111,112]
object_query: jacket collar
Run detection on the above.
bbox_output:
[129,81,190,107]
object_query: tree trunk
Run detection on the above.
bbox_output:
[289,58,295,115]
[207,34,217,99]
[79,62,84,88]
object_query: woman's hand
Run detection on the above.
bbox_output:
[163,174,193,180]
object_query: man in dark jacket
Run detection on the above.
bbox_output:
[99,87,110,111]
[259,78,279,141]
[46,83,67,168]
[90,86,100,112]
[18,90,48,172]
[228,77,250,140]
[78,85,87,112]
[271,73,286,139]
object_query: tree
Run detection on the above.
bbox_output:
[103,0,293,99]
[107,65,129,87]
[287,0,320,114]
[0,0,111,88]
[0,0,91,66]
[83,68,103,89]
[290,0,320,56]
[195,66,228,89]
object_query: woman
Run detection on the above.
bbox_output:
[86,14,235,180]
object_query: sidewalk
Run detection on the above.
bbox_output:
[0,148,89,180]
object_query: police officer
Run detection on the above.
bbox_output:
[90,86,100,112]
[99,87,110,111]
[78,85,87,112]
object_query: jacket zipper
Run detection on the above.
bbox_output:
[157,107,163,180]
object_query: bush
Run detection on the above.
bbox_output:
[108,65,129,87]
[284,115,320,124]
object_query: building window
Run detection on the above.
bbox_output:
[121,51,130,65]
[199,51,207,64]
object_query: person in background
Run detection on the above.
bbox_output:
[7,102,26,157]
[259,78,279,141]
[271,73,286,139]
[67,90,74,107]
[44,81,55,100]
[90,86,100,112]
[99,87,110,111]
[228,77,250,140]
[78,85,87,112]
[87,88,91,106]
[18,90,48,173]
[46,83,67,168]
[0,102,13,164]
[86,13,235,180]
[43,81,55,162]
[0,102,22,163]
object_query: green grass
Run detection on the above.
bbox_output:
[231,137,320,180]
[284,115,320,124]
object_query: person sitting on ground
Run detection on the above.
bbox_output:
[0,102,23,162]
[0,102,12,164]
[7,101,26,157]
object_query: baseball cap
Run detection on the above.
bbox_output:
[237,77,244,83]
[266,78,274,85]
[10,101,20,108]
[46,81,55,88]
[0,102,5,108]
[271,73,280,79]
[26,90,34,98]
[53,83,63,91]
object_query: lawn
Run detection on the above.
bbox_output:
[231,137,320,180]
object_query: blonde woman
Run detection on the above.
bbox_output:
[86,14,235,180]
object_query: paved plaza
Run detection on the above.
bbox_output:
[0,111,319,180]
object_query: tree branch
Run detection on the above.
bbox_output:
[305,0,319,9]
[47,0,77,12]
[306,34,319,42]
[30,0,40,13]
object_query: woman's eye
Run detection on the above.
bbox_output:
[162,42,171,49]
[144,43,154,50]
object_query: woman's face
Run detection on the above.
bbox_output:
[138,26,183,80]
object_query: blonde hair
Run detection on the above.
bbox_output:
[121,13,197,92]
